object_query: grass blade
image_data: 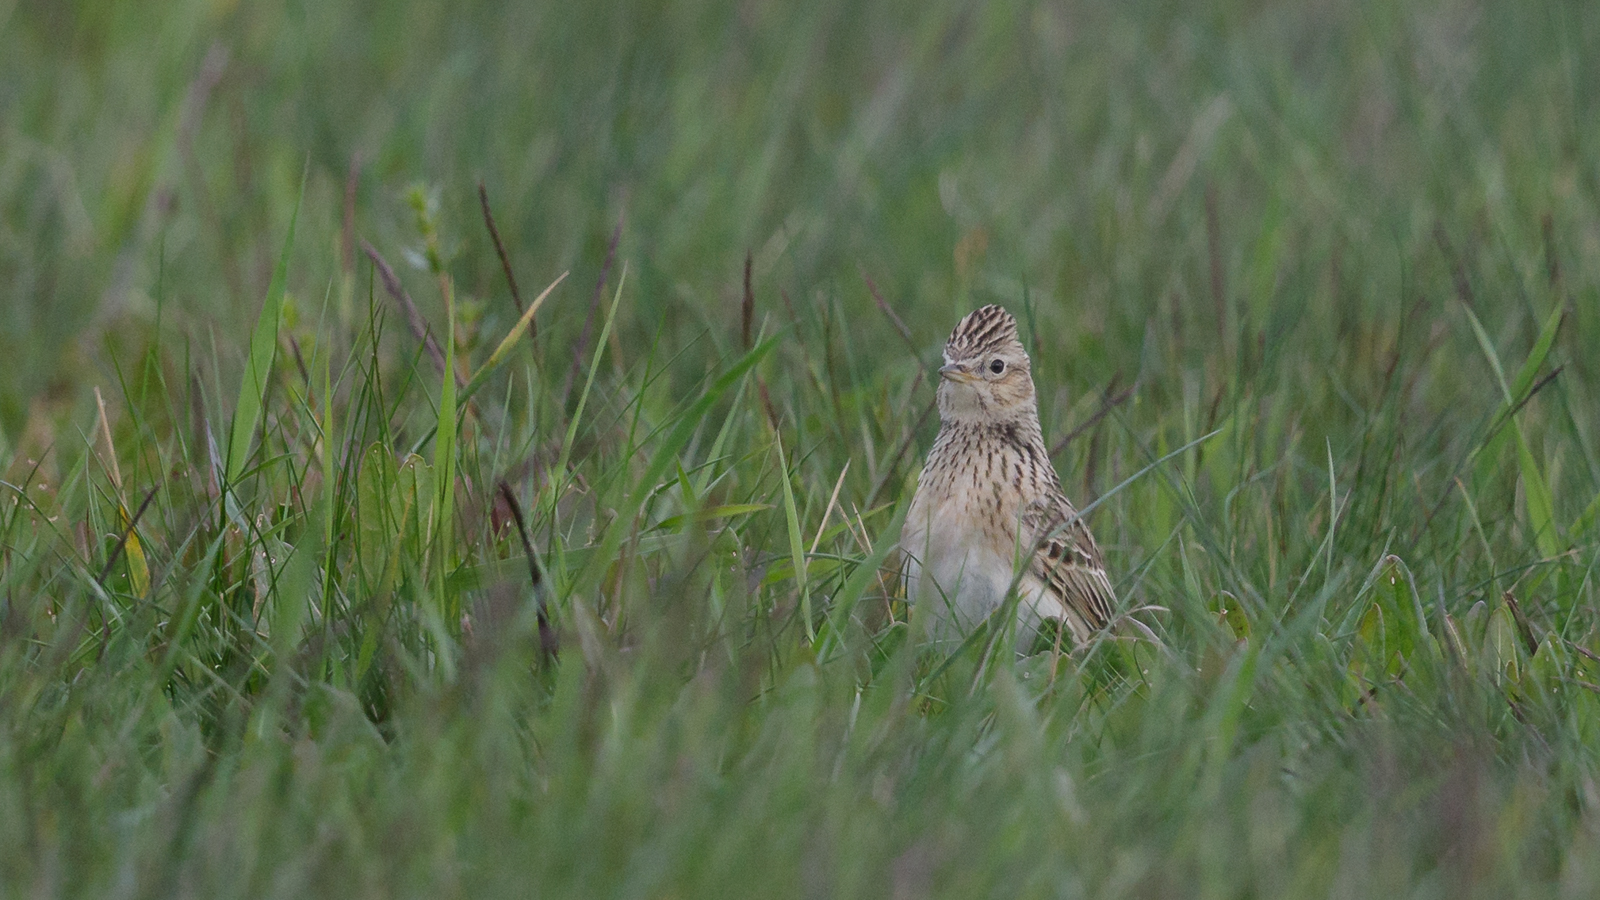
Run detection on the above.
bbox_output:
[775,431,813,643]
[461,270,568,403]
[1508,304,1564,405]
[227,160,306,488]
[435,280,459,629]
[1517,433,1560,558]
[1462,302,1511,403]
[551,264,629,497]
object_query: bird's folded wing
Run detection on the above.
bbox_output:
[1023,499,1116,632]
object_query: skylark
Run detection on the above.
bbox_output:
[901,305,1115,646]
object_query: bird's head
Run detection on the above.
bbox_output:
[936,305,1037,425]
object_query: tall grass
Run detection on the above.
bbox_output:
[3,0,1599,896]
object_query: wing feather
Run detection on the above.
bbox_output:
[1022,493,1115,634]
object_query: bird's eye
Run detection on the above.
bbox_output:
[989,358,1006,374]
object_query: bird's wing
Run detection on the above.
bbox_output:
[1021,494,1116,633]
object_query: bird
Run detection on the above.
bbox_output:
[900,304,1116,648]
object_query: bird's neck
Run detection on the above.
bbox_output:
[943,407,1041,434]
[930,414,1048,461]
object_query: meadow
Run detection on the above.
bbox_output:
[3,0,1600,896]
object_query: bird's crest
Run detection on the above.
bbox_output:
[944,305,1021,359]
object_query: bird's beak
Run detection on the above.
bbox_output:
[938,363,976,383]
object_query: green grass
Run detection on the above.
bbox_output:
[4,0,1600,896]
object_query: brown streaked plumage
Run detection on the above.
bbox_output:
[901,305,1115,646]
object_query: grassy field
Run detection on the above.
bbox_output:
[4,0,1600,896]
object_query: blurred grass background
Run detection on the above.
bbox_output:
[3,0,1600,897]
